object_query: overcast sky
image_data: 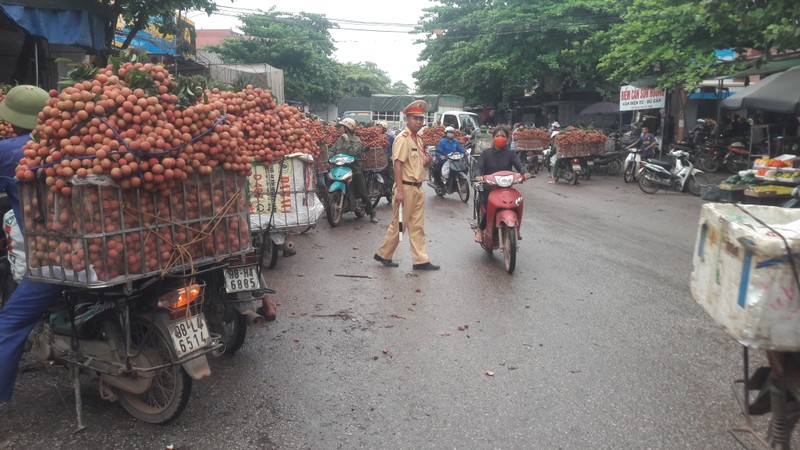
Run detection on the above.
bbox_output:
[189,0,436,89]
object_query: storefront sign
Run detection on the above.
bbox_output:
[620,85,666,111]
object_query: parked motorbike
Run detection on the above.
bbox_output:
[723,141,756,173]
[428,151,470,202]
[473,171,527,274]
[366,164,394,208]
[693,142,730,173]
[590,150,624,176]
[543,146,584,185]
[552,155,590,185]
[199,254,272,354]
[638,148,703,195]
[325,153,367,227]
[30,270,224,425]
[623,148,645,183]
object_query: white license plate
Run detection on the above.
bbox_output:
[572,163,582,171]
[170,315,209,358]
[587,160,594,166]
[224,265,261,293]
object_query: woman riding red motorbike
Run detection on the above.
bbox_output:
[473,127,532,243]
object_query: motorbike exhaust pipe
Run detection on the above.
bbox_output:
[284,241,295,251]
[242,310,266,329]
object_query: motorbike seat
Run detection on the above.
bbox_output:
[648,159,672,170]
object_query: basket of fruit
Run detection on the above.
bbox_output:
[553,128,607,157]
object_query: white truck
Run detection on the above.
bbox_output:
[341,94,481,132]
[436,110,481,133]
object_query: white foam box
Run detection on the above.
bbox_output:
[691,203,800,350]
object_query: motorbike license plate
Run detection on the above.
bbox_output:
[170,315,209,358]
[572,163,582,171]
[587,160,594,166]
[224,265,261,293]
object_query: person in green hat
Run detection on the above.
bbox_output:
[0,84,64,403]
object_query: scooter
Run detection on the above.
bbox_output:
[474,171,526,274]
[638,148,704,195]
[325,153,366,227]
[366,164,393,208]
[723,141,757,173]
[623,148,646,183]
[199,254,274,355]
[428,151,470,202]
[590,150,624,176]
[29,270,224,426]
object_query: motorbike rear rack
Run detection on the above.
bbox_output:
[728,345,800,449]
[56,337,224,377]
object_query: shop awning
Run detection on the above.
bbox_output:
[0,1,107,51]
[726,58,800,78]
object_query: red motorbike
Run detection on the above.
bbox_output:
[474,171,527,274]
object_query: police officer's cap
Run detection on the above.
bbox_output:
[403,100,427,117]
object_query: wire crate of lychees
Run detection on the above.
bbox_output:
[513,138,548,151]
[20,168,251,288]
[359,147,389,170]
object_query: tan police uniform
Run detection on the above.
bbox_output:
[375,109,432,265]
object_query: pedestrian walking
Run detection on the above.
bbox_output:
[374,100,440,270]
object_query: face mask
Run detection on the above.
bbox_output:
[493,137,508,148]
[446,132,454,138]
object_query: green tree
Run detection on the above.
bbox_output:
[208,10,344,104]
[106,0,219,50]
[388,80,411,95]
[340,62,392,97]
[599,0,800,89]
[414,0,629,105]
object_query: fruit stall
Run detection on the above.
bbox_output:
[712,155,799,206]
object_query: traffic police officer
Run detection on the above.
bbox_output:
[374,100,440,270]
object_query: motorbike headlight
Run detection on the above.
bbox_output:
[496,175,514,187]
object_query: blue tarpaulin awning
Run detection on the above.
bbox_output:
[0,3,106,51]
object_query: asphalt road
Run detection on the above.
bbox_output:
[0,171,770,449]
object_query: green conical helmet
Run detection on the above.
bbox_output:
[0,85,48,130]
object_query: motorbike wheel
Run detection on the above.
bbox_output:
[367,177,383,208]
[457,178,470,203]
[211,310,248,354]
[118,318,192,424]
[639,173,660,194]
[500,224,517,274]
[687,175,701,196]
[261,235,278,269]
[563,170,578,186]
[607,159,622,176]
[252,232,278,270]
[623,163,634,183]
[699,155,721,173]
[326,191,343,227]
[725,158,740,174]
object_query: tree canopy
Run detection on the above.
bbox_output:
[598,0,800,89]
[414,0,629,106]
[340,62,392,98]
[415,0,800,102]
